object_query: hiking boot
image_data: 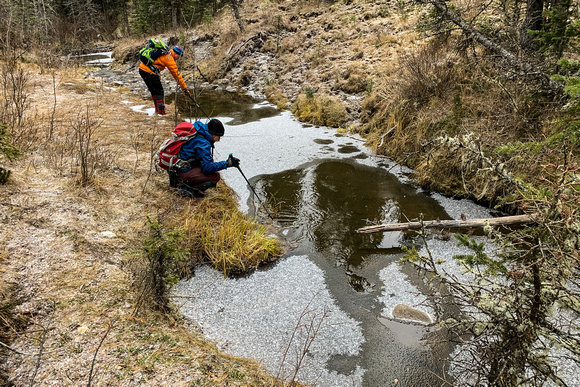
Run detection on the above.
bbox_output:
[176,186,204,198]
[168,171,178,188]
[155,95,166,115]
[152,96,159,114]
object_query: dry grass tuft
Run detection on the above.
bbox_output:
[172,185,282,275]
[332,62,370,94]
[292,90,348,127]
[265,82,289,109]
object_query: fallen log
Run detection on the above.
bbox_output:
[356,214,537,234]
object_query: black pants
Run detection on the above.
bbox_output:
[139,68,164,98]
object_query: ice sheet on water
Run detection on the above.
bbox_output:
[378,262,434,321]
[430,192,494,220]
[378,234,499,322]
[173,255,365,386]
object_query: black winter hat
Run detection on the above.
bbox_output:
[207,118,225,137]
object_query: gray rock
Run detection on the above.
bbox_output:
[392,304,432,324]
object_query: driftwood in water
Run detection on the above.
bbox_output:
[356,214,538,234]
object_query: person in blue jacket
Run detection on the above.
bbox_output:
[174,118,240,197]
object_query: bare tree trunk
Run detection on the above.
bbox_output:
[417,0,563,92]
[171,0,178,30]
[230,0,244,33]
[5,1,15,50]
[520,0,544,52]
[122,1,130,36]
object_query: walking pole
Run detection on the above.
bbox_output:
[235,164,274,220]
[181,88,211,120]
[173,75,210,120]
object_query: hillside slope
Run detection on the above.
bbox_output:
[114,0,418,126]
[112,0,573,206]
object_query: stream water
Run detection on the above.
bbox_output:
[74,51,114,67]
[169,90,498,387]
[82,52,578,387]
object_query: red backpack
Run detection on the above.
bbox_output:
[156,122,198,171]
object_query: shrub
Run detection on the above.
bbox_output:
[133,217,189,315]
[396,42,458,107]
[0,55,31,145]
[291,90,348,127]
[403,164,580,386]
[0,124,21,184]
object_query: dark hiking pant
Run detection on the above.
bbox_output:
[176,167,221,191]
[139,68,166,114]
[139,68,164,98]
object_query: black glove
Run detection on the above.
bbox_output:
[226,154,240,168]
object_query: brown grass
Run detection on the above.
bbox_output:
[0,61,286,386]
[159,185,283,276]
[358,32,567,204]
[292,91,348,127]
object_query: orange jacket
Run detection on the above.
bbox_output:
[139,50,187,90]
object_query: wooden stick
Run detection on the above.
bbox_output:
[356,214,537,234]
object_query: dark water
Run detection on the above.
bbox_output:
[252,158,452,386]
[172,88,279,125]
[258,159,451,280]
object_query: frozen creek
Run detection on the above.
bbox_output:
[83,53,578,386]
[168,94,501,386]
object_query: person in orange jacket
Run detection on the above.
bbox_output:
[139,45,189,115]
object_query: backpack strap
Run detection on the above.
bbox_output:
[162,132,199,172]
[148,63,160,75]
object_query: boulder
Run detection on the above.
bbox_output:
[392,304,432,324]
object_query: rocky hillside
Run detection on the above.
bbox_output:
[110,0,575,208]
[112,0,418,127]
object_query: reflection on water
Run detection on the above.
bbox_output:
[171,88,280,125]
[257,159,451,290]
[253,158,454,385]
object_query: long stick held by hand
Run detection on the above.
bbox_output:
[236,164,274,220]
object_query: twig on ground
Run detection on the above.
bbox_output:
[29,324,48,387]
[88,319,113,387]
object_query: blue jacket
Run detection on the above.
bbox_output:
[178,121,228,173]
